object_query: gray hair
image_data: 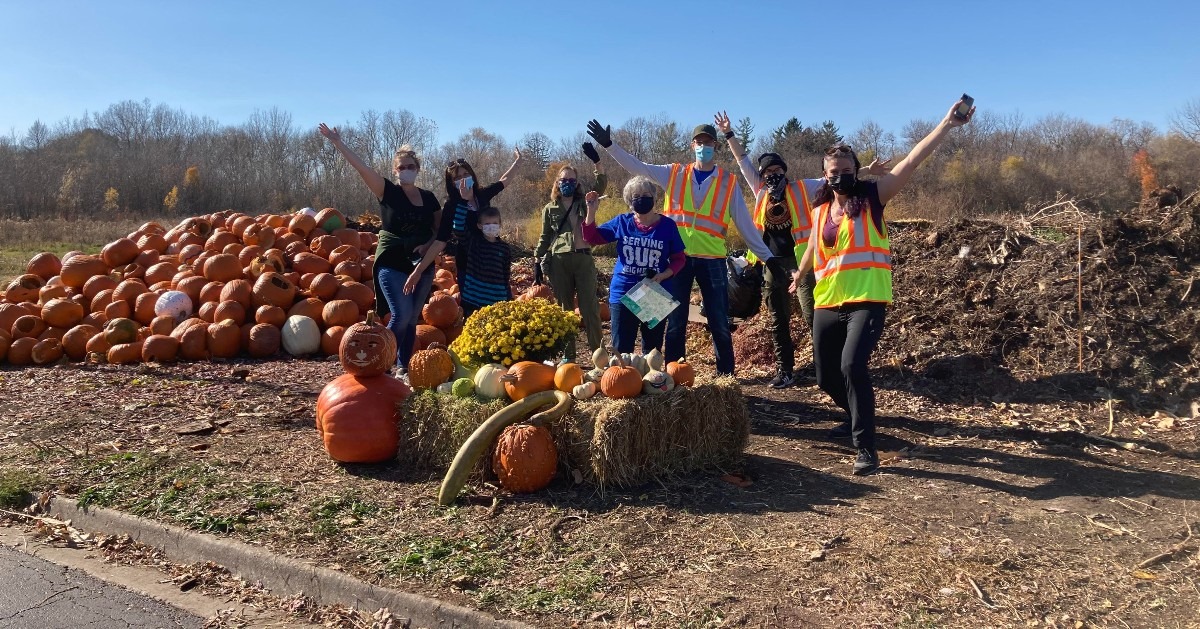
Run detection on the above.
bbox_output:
[622,175,659,207]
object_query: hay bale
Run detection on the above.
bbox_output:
[399,378,749,490]
[552,377,748,488]
[398,392,507,472]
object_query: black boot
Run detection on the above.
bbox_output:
[853,448,879,475]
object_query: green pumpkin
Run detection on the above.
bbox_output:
[452,377,475,398]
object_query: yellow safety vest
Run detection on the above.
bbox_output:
[662,163,736,259]
[812,200,892,308]
[746,180,813,266]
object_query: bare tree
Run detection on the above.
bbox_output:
[1170,98,1200,141]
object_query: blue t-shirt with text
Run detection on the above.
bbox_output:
[593,214,686,303]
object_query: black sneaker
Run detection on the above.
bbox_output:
[828,422,852,439]
[769,371,795,389]
[853,448,879,475]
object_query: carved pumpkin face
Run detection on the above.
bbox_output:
[339,316,397,376]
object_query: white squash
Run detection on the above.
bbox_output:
[436,382,456,394]
[642,369,675,395]
[281,315,320,356]
[572,381,597,400]
[473,363,509,400]
[625,353,649,376]
[584,367,605,383]
[645,348,665,372]
[592,346,610,367]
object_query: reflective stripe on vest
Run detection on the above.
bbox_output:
[748,180,813,265]
[663,163,735,258]
[812,200,892,307]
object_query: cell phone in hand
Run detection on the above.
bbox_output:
[953,93,974,120]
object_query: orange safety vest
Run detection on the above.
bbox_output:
[748,180,813,266]
[811,200,893,307]
[661,163,737,258]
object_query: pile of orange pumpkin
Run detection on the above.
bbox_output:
[412,256,465,352]
[0,208,384,367]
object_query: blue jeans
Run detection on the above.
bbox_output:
[664,256,734,375]
[376,265,434,368]
[609,301,665,355]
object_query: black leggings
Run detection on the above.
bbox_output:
[812,303,887,450]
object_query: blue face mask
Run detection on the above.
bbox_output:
[630,195,655,214]
[457,176,474,191]
[694,145,714,163]
[558,182,577,197]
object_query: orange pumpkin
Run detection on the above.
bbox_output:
[26,252,62,281]
[41,298,84,328]
[177,323,209,360]
[62,324,99,360]
[320,325,346,356]
[601,356,642,399]
[149,315,176,336]
[500,361,557,401]
[313,208,346,233]
[492,424,558,493]
[322,299,360,328]
[553,362,584,392]
[202,253,242,282]
[112,279,147,304]
[82,275,118,302]
[422,293,462,329]
[220,279,253,308]
[141,334,180,362]
[7,337,36,365]
[665,360,695,387]
[59,255,108,288]
[101,238,140,267]
[288,298,325,325]
[104,317,140,345]
[6,274,45,304]
[207,319,241,358]
[315,373,409,463]
[288,213,316,237]
[213,300,247,326]
[247,323,281,358]
[522,284,555,302]
[307,273,339,300]
[12,315,47,340]
[133,292,159,325]
[107,340,144,365]
[252,272,297,308]
[254,305,286,327]
[407,347,455,390]
[334,281,374,311]
[339,313,396,377]
[414,324,446,351]
[31,337,64,365]
[292,252,331,274]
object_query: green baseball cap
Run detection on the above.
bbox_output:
[692,124,719,141]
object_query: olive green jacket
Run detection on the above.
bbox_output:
[534,173,607,257]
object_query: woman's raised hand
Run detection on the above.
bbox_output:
[318,123,341,143]
[512,147,523,162]
[714,111,733,135]
[585,190,600,211]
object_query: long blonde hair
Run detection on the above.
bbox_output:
[549,165,580,202]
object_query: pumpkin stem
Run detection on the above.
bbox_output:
[499,373,516,383]
[365,310,376,326]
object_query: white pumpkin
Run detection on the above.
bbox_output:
[572,381,597,400]
[281,315,321,356]
[584,367,605,383]
[473,363,509,400]
[300,206,317,218]
[154,290,193,322]
[645,348,665,372]
[642,370,675,395]
[608,355,622,368]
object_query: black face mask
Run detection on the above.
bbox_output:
[764,173,787,202]
[829,172,858,194]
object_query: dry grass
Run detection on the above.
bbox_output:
[0,217,172,280]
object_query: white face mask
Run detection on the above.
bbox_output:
[481,224,501,238]
[395,168,418,184]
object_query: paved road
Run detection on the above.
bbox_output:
[0,545,202,629]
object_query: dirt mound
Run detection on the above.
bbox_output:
[729,200,1200,403]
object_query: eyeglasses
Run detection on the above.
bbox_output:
[558,178,577,185]
[824,144,854,156]
[395,164,418,171]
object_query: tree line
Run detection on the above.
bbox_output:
[2,98,1198,226]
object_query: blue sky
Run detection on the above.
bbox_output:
[2,0,1197,147]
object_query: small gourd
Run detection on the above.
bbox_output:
[474,363,509,400]
[572,381,597,400]
[584,367,605,383]
[436,382,456,394]
[451,377,475,398]
[591,346,610,367]
[642,369,675,395]
[645,348,665,372]
[447,347,474,381]
[624,353,649,376]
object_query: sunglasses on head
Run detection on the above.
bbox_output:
[824,144,854,156]
[446,158,467,168]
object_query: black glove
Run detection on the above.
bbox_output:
[582,142,601,164]
[586,119,612,148]
[533,260,544,286]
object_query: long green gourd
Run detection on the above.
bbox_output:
[437,389,572,506]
